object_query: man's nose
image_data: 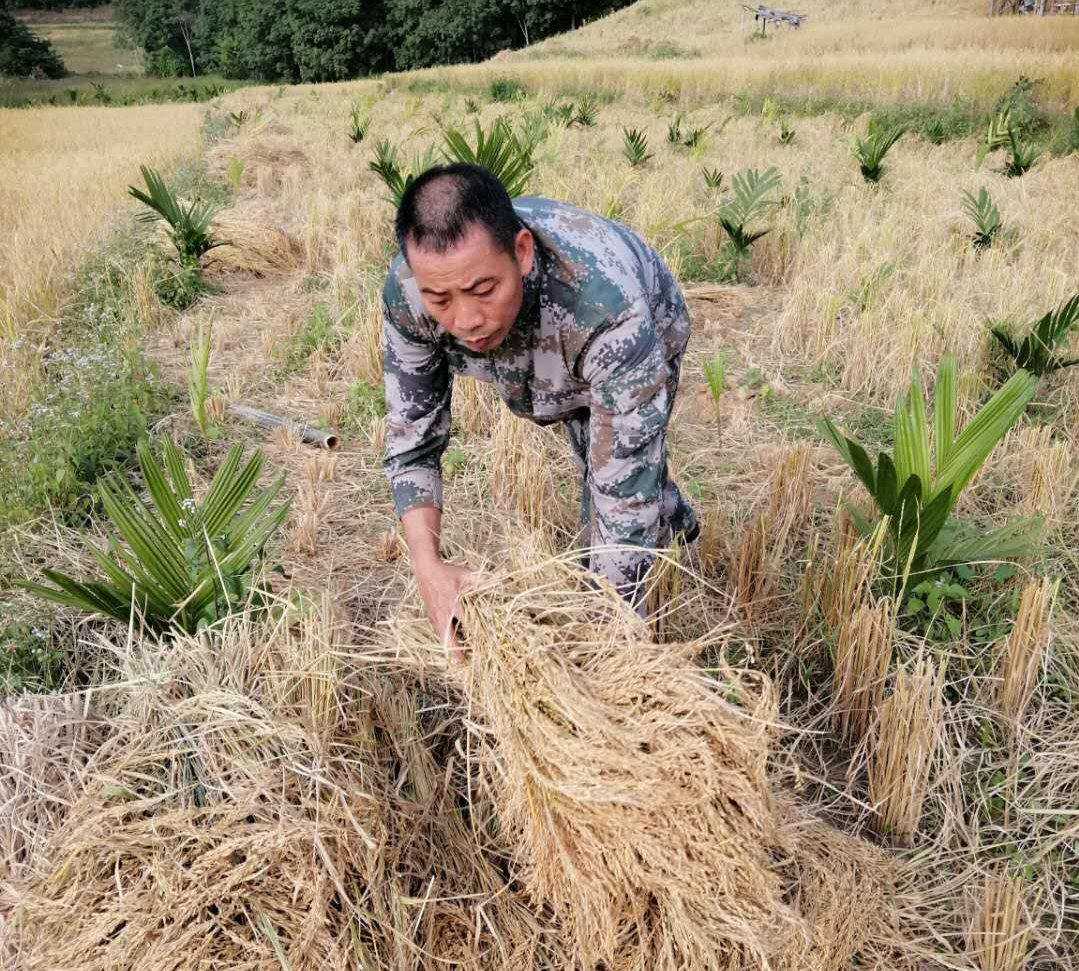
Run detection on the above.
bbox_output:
[455,306,485,334]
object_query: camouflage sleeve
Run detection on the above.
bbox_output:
[382,289,450,518]
[580,300,670,606]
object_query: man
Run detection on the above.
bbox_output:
[382,162,698,650]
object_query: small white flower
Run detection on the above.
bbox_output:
[177,518,187,527]
[181,498,197,511]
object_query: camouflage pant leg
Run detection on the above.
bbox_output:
[563,352,698,547]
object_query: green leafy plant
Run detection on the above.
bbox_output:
[622,128,654,166]
[818,354,1039,593]
[702,166,724,190]
[443,447,468,478]
[542,99,575,127]
[976,109,1042,178]
[227,156,245,190]
[128,165,223,268]
[666,115,683,145]
[852,120,905,183]
[960,188,1003,250]
[489,77,526,103]
[718,166,781,258]
[667,114,709,149]
[228,110,248,128]
[703,352,726,433]
[188,319,215,439]
[369,140,437,206]
[991,293,1079,378]
[18,438,291,637]
[573,97,598,128]
[464,96,480,114]
[441,117,535,197]
[348,107,370,143]
[778,118,796,144]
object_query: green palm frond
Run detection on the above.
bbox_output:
[852,121,905,183]
[127,165,222,265]
[818,354,1037,589]
[991,293,1079,377]
[17,438,291,637]
[960,188,1003,250]
[717,166,780,257]
[622,128,653,166]
[441,118,535,197]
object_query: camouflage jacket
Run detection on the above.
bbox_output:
[381,196,691,589]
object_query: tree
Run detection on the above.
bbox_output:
[0,11,67,78]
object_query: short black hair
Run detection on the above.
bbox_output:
[395,163,523,263]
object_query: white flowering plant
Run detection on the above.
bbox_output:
[18,438,291,636]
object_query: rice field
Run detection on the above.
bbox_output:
[2,1,1079,969]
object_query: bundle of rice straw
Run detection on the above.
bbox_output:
[210,210,305,274]
[4,610,550,971]
[395,533,894,971]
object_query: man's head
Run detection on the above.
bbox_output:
[396,163,534,353]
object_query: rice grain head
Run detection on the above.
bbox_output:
[832,597,895,746]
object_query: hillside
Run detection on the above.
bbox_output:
[405,0,1079,111]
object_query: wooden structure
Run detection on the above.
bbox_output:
[989,0,1078,13]
[741,5,807,34]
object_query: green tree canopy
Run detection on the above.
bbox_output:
[0,11,67,79]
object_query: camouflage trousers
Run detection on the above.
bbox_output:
[563,351,699,572]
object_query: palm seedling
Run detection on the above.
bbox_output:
[852,120,905,183]
[976,109,1042,178]
[818,354,1039,594]
[991,293,1079,378]
[543,99,575,127]
[464,96,480,114]
[622,128,653,166]
[18,438,291,637]
[348,107,370,143]
[128,165,223,268]
[667,114,710,149]
[718,166,781,259]
[960,188,1003,250]
[573,97,598,128]
[441,117,535,197]
[702,166,724,190]
[369,139,438,206]
[778,118,796,144]
[667,114,684,145]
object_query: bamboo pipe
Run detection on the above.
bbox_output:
[229,404,340,450]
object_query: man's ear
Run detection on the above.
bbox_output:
[514,228,534,277]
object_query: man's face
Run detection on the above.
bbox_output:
[407,223,534,353]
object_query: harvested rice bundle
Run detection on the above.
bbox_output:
[5,614,546,971]
[439,546,808,971]
[211,210,306,274]
[772,797,896,971]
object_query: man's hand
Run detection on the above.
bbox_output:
[414,558,472,664]
[400,506,471,664]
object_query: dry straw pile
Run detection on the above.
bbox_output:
[2,539,896,971]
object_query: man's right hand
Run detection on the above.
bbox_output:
[414,557,473,664]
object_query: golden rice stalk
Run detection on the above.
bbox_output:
[832,597,895,745]
[764,443,813,555]
[697,505,723,574]
[868,652,944,847]
[224,371,246,402]
[204,393,226,426]
[996,578,1057,730]
[1015,425,1074,523]
[260,327,279,361]
[966,871,1035,971]
[425,546,807,971]
[319,400,342,429]
[733,510,770,625]
[303,451,337,486]
[376,526,402,562]
[340,291,383,387]
[808,510,886,633]
[646,541,683,640]
[291,477,330,554]
[368,415,386,455]
[490,409,564,532]
[453,375,498,438]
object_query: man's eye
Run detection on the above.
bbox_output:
[476,288,494,298]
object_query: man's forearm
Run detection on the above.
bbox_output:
[401,506,443,567]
